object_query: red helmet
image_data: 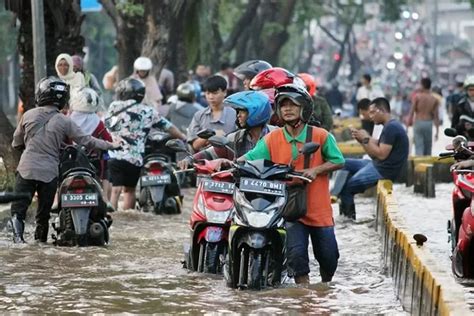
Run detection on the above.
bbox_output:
[297,73,317,96]
[249,67,296,90]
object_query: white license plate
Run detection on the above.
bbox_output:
[202,179,234,195]
[141,174,171,186]
[239,177,285,196]
[61,193,98,207]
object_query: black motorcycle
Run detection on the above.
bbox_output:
[138,131,183,214]
[52,145,111,246]
[221,142,319,290]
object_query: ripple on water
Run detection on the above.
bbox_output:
[0,190,406,314]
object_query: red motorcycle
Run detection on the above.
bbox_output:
[442,128,474,277]
[167,139,235,274]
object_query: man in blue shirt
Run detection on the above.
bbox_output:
[339,97,409,220]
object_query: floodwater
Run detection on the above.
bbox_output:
[0,190,406,314]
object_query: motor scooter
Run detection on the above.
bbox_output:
[138,131,183,214]
[441,128,474,277]
[221,141,319,290]
[167,136,235,274]
[52,145,111,246]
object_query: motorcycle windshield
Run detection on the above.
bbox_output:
[237,159,290,180]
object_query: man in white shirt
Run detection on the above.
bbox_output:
[356,74,384,102]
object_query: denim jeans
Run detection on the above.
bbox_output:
[285,221,339,282]
[413,120,433,156]
[339,158,382,206]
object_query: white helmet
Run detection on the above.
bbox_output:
[134,57,153,71]
[464,75,474,89]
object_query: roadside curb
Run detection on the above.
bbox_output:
[376,180,470,315]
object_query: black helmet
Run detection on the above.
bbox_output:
[275,84,313,123]
[115,78,146,103]
[176,82,196,102]
[233,60,272,81]
[35,76,70,109]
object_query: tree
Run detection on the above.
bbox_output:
[100,0,145,80]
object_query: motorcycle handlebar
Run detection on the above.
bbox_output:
[174,168,195,174]
[210,168,236,177]
[439,152,454,158]
[287,174,313,183]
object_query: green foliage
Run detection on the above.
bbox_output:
[0,0,17,64]
[116,0,144,17]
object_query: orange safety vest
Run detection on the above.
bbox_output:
[264,127,334,227]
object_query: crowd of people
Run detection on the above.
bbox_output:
[9,50,474,286]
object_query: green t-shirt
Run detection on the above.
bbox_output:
[245,125,344,164]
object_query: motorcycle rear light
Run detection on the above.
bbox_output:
[213,197,226,203]
[70,178,88,189]
[146,163,163,174]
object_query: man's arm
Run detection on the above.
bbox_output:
[68,119,115,150]
[362,139,392,161]
[352,128,392,161]
[12,115,25,150]
[408,95,417,126]
[433,98,440,139]
[302,133,345,179]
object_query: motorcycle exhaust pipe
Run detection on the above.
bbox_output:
[89,222,104,239]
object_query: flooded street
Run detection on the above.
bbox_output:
[0,189,405,314]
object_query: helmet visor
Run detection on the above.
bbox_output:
[276,92,303,107]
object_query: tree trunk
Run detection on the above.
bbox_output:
[260,0,297,65]
[17,1,35,113]
[44,0,85,75]
[100,0,145,80]
[347,30,362,81]
[0,108,20,189]
[142,0,171,78]
[168,4,188,84]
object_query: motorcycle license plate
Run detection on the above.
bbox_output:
[61,193,98,207]
[239,177,285,196]
[141,174,171,186]
[205,226,224,243]
[202,179,234,195]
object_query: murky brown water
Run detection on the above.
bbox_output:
[0,190,405,314]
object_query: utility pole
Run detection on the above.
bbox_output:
[31,0,47,85]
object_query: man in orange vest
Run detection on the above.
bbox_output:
[221,84,345,284]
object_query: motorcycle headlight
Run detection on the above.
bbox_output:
[206,208,233,224]
[197,194,233,224]
[246,209,277,228]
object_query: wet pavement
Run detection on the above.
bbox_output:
[0,189,406,314]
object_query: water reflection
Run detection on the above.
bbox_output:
[0,191,405,314]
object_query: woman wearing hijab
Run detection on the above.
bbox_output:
[55,53,86,94]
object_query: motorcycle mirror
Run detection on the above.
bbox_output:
[452,135,468,150]
[165,139,189,154]
[444,128,458,137]
[208,135,230,148]
[299,142,320,155]
[197,129,216,140]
